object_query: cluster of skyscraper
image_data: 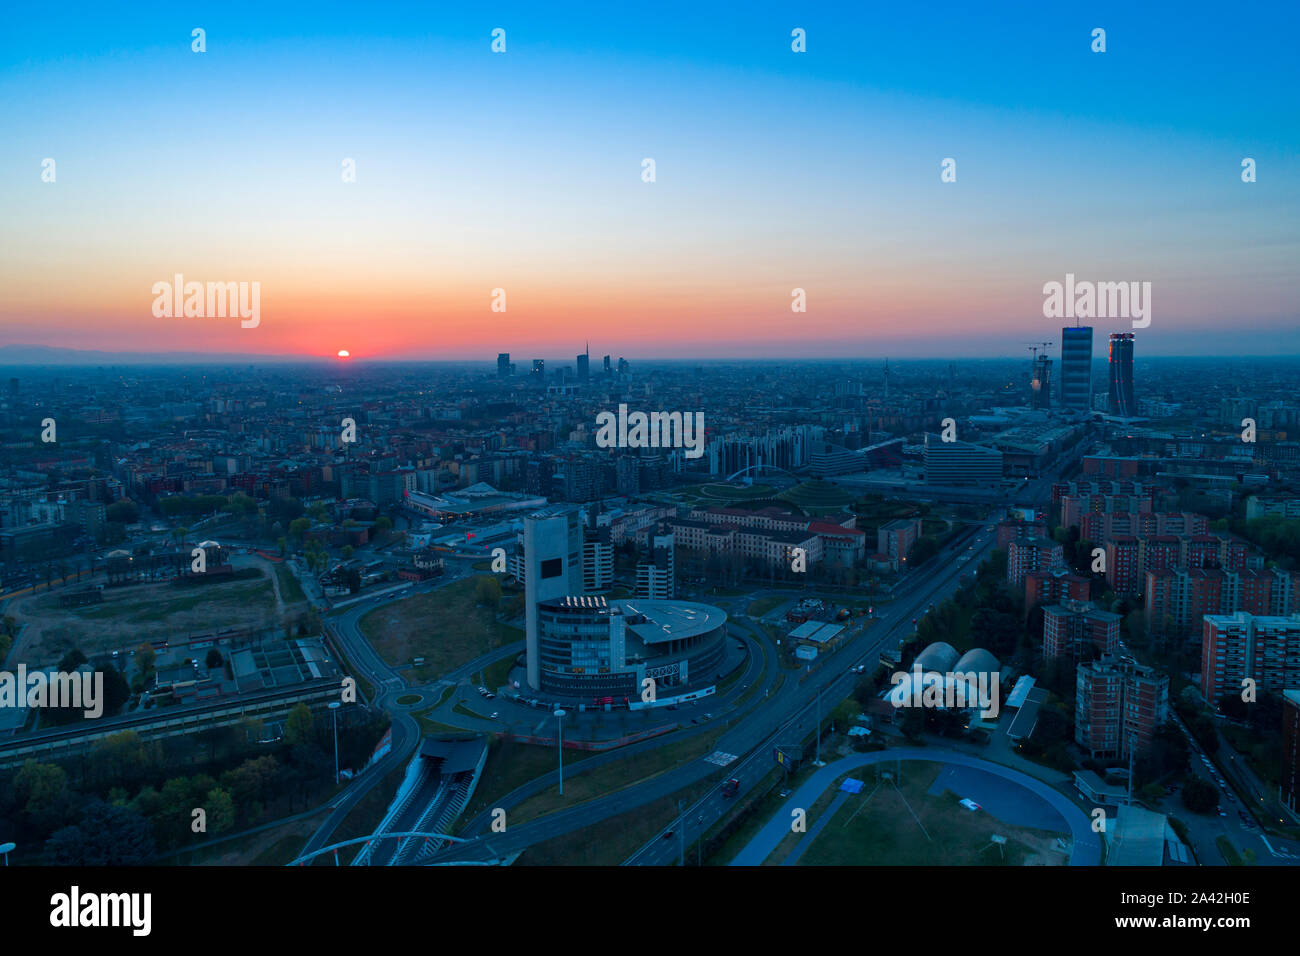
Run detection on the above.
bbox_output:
[497,348,628,384]
[1043,326,1137,417]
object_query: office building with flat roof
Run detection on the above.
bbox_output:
[1059,325,1093,411]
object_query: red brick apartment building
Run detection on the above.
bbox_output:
[1202,612,1300,702]
[1076,656,1169,761]
[1043,600,1121,662]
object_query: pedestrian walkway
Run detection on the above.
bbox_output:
[783,792,849,866]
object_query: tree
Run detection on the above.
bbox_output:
[906,536,940,568]
[1218,693,1249,722]
[1191,715,1220,755]
[284,703,314,746]
[58,647,88,672]
[99,665,131,717]
[899,706,926,740]
[45,801,156,866]
[475,575,502,608]
[204,786,236,833]
[288,517,310,542]
[14,760,70,814]
[1181,776,1218,815]
[106,499,140,524]
[205,648,224,669]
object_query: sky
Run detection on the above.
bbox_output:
[1,1,1298,361]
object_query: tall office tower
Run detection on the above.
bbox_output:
[1030,355,1052,410]
[576,345,590,383]
[523,509,585,690]
[636,528,676,600]
[531,359,545,383]
[603,354,612,376]
[617,357,629,377]
[1107,332,1136,416]
[1059,326,1093,410]
[497,353,511,378]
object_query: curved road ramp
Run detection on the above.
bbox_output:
[730,748,1102,867]
[352,736,488,866]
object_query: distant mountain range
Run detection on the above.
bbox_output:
[0,344,321,366]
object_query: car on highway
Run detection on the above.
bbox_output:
[662,829,674,840]
[722,778,740,798]
[489,712,499,719]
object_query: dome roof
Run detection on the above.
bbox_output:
[913,641,959,674]
[954,648,1000,678]
[197,540,220,549]
[106,549,132,558]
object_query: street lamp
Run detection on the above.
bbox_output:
[554,708,567,795]
[329,702,341,784]
[0,842,14,866]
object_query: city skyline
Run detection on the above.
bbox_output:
[2,2,1298,360]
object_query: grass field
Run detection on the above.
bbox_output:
[359,575,521,679]
[13,572,280,661]
[746,595,785,618]
[797,762,1068,866]
[453,700,491,721]
[508,729,723,826]
[178,811,328,867]
[414,712,469,735]
[518,780,715,865]
[274,564,306,604]
[777,480,854,515]
[675,483,778,505]
[478,652,517,692]
[461,738,596,827]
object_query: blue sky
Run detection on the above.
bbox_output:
[1,1,1297,358]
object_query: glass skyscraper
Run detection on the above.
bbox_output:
[1108,332,1136,416]
[1059,326,1093,411]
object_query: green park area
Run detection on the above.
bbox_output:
[359,575,521,680]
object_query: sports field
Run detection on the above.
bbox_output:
[796,762,1069,866]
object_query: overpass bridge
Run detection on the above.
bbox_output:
[340,735,489,866]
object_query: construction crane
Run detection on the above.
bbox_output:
[1027,342,1054,409]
